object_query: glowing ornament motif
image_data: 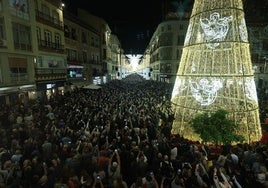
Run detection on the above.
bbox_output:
[190,78,223,106]
[244,78,258,102]
[191,64,196,72]
[239,18,248,42]
[200,12,233,49]
[126,54,143,71]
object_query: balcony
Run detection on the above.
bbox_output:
[14,43,32,51]
[35,68,67,81]
[38,40,65,54]
[89,60,101,65]
[10,73,29,83]
[67,57,82,65]
[35,10,63,30]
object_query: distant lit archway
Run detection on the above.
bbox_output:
[126,54,143,72]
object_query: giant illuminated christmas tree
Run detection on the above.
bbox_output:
[171,0,262,143]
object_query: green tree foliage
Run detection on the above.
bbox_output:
[189,109,245,145]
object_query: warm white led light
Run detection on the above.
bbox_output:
[190,78,223,106]
[126,54,143,71]
[171,0,262,143]
[239,18,248,42]
[200,12,233,49]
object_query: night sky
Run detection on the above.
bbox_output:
[64,0,268,54]
[64,0,192,54]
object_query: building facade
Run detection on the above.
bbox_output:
[143,12,189,84]
[34,0,66,100]
[0,1,115,106]
[63,9,104,88]
[0,0,37,106]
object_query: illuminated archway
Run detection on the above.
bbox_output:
[126,54,143,72]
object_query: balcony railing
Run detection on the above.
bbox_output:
[14,43,32,51]
[89,60,101,65]
[35,10,63,30]
[10,73,28,82]
[35,68,67,81]
[38,40,65,53]
[35,68,66,75]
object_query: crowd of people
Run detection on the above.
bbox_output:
[0,73,268,188]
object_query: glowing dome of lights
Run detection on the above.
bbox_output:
[171,0,262,143]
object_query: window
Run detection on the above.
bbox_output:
[177,35,184,45]
[8,57,28,81]
[90,37,99,47]
[71,50,77,61]
[36,27,41,44]
[0,17,4,39]
[41,4,50,20]
[66,49,77,61]
[0,0,2,11]
[55,33,61,49]
[52,10,59,25]
[179,24,184,30]
[81,31,87,43]
[252,42,260,51]
[0,68,2,83]
[34,0,38,10]
[37,56,43,67]
[95,38,99,47]
[251,53,259,64]
[82,51,87,62]
[102,33,105,44]
[91,37,94,46]
[9,0,29,19]
[177,49,181,60]
[12,22,31,51]
[44,30,51,47]
[96,55,99,63]
[160,47,172,60]
[167,25,171,31]
[71,28,76,40]
[64,24,70,37]
[159,33,173,46]
[263,40,268,51]
[103,49,107,59]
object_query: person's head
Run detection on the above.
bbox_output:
[139,154,146,161]
[111,161,118,172]
[23,159,31,168]
[182,167,192,178]
[163,154,169,161]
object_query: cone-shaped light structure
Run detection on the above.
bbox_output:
[171,0,262,143]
